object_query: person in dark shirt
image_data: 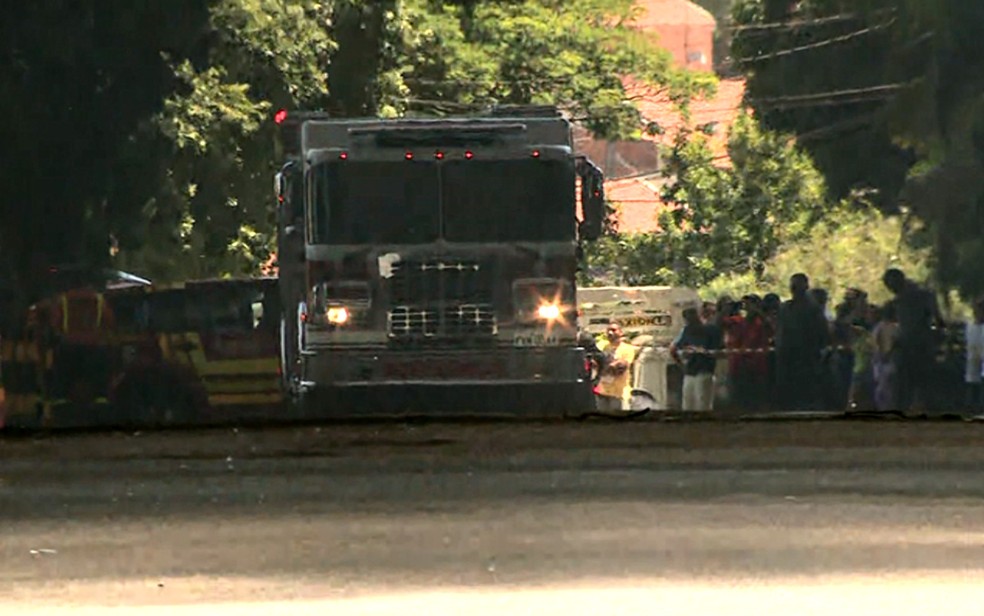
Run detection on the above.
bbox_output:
[775,273,830,410]
[578,329,605,387]
[761,292,782,409]
[671,307,721,411]
[809,288,831,321]
[882,268,943,411]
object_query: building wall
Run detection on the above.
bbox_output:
[652,23,715,72]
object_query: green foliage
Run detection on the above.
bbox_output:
[0,1,212,300]
[580,233,679,287]
[119,0,709,281]
[399,0,713,139]
[117,0,333,282]
[0,0,719,294]
[112,0,715,283]
[583,113,828,288]
[730,0,984,298]
[701,205,932,306]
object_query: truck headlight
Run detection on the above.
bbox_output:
[326,306,350,325]
[536,303,561,321]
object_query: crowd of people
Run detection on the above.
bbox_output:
[591,268,984,415]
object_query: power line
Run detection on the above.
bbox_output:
[722,10,894,33]
[753,93,900,111]
[402,76,909,125]
[750,82,907,105]
[795,112,878,142]
[736,18,897,64]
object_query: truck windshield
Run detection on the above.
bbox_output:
[311,161,440,244]
[442,160,574,242]
[310,158,574,244]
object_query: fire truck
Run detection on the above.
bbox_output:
[274,105,606,416]
[1,274,282,430]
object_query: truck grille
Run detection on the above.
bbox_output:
[388,304,497,339]
[388,258,492,305]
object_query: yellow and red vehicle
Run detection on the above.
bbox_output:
[1,274,282,430]
[1,266,150,429]
[108,277,283,426]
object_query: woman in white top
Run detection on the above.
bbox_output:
[872,302,900,411]
[966,299,984,410]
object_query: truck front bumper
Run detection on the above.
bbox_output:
[300,346,587,387]
[296,346,592,417]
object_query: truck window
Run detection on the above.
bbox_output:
[311,161,440,245]
[442,160,575,242]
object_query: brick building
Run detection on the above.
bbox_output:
[633,0,716,72]
[576,0,747,234]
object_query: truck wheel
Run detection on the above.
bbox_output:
[148,386,198,427]
[114,376,195,428]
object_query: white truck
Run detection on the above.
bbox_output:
[579,286,702,411]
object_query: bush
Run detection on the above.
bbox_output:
[699,205,934,307]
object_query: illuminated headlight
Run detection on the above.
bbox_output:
[536,303,561,321]
[326,306,350,325]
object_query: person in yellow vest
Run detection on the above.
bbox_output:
[42,287,116,415]
[594,321,637,412]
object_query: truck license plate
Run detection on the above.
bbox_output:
[382,359,505,380]
[513,332,560,347]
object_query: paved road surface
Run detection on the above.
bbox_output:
[3,420,984,614]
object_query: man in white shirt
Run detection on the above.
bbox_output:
[966,299,984,410]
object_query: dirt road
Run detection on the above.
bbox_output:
[3,420,984,614]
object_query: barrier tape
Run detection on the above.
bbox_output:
[669,344,847,358]
[669,342,967,358]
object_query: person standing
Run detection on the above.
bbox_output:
[827,301,857,409]
[670,307,721,412]
[872,302,900,411]
[848,303,879,411]
[965,299,984,411]
[594,322,637,413]
[881,268,943,411]
[810,288,833,323]
[775,273,830,410]
[731,295,773,412]
[761,292,782,409]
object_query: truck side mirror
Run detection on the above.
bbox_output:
[275,162,303,231]
[576,157,605,241]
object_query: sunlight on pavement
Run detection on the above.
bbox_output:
[8,575,984,616]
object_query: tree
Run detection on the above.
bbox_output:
[0,1,212,302]
[1,0,714,298]
[398,0,713,139]
[701,205,933,307]
[730,0,984,298]
[329,0,404,117]
[583,114,829,288]
[114,0,334,281]
[119,0,711,280]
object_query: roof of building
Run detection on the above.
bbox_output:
[629,76,747,162]
[630,0,716,29]
[597,78,746,235]
[607,175,669,234]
